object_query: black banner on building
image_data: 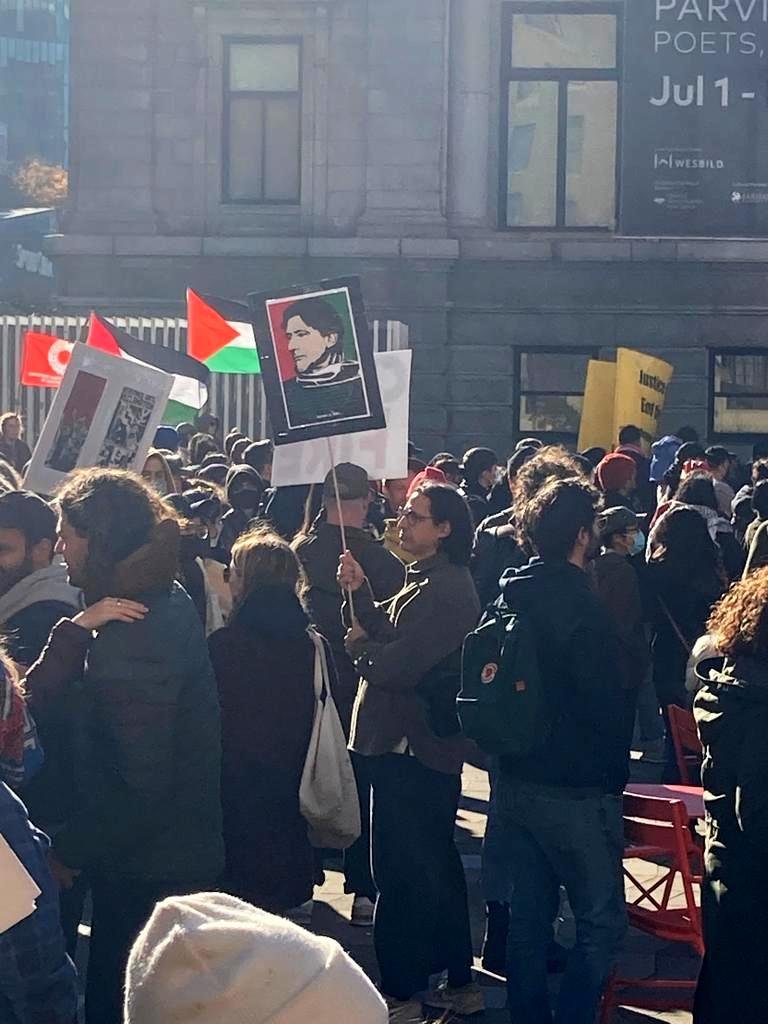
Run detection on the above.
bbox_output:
[621,0,768,236]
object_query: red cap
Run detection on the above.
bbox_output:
[406,466,447,500]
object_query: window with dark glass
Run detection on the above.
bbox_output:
[516,349,595,438]
[223,39,301,203]
[501,4,619,229]
[711,350,768,437]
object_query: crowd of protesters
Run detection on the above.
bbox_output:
[0,409,767,1023]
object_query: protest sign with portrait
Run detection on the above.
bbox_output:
[249,277,385,445]
[271,350,411,487]
[24,344,172,495]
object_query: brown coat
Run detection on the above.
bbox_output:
[588,550,650,690]
[347,552,480,775]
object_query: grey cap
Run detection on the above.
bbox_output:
[597,505,638,539]
[323,462,370,502]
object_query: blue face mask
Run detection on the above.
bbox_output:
[630,530,646,557]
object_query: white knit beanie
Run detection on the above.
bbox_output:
[123,892,387,1024]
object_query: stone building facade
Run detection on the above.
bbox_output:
[49,0,768,456]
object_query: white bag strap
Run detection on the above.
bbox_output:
[308,628,330,703]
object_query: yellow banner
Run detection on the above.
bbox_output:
[612,348,674,449]
[577,360,616,453]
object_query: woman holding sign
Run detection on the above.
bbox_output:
[338,483,482,1023]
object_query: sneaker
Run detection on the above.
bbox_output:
[351,895,376,927]
[285,899,313,926]
[385,996,425,1022]
[423,980,485,1017]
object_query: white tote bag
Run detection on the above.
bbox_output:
[299,629,362,850]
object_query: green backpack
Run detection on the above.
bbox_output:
[457,603,548,757]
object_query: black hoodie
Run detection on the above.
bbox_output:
[497,558,628,794]
[693,656,768,1023]
[695,656,768,894]
[220,465,265,555]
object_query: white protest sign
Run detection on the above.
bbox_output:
[0,834,41,934]
[24,343,173,496]
[271,350,411,486]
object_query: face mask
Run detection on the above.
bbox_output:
[630,530,646,557]
[231,489,261,512]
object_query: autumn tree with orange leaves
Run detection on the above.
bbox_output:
[13,158,68,206]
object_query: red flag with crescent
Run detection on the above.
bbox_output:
[20,331,74,388]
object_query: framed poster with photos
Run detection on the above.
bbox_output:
[24,343,173,496]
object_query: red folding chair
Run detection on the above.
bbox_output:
[599,793,704,1022]
[667,704,703,784]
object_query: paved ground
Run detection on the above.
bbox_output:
[307,762,699,1023]
[73,757,699,1022]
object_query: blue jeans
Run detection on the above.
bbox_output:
[482,765,511,903]
[491,776,627,1024]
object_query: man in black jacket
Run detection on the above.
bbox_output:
[460,447,499,528]
[294,463,404,925]
[489,479,628,1024]
[0,490,80,667]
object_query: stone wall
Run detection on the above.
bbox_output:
[52,0,768,458]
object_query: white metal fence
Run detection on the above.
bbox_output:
[0,315,408,447]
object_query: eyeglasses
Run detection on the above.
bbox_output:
[398,506,434,525]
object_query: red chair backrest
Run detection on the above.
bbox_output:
[622,792,704,955]
[667,704,703,784]
[623,792,695,857]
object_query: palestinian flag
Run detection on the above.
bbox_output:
[187,289,261,374]
[87,313,210,425]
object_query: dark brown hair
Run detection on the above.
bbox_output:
[57,467,172,579]
[412,482,474,566]
[0,413,21,436]
[511,445,583,549]
[519,478,598,561]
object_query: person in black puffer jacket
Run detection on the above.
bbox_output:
[693,569,768,1024]
[24,469,223,1024]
